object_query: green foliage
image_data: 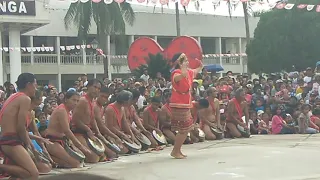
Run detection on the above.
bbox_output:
[246,0,320,73]
[132,53,171,80]
[64,1,135,43]
[132,64,148,79]
[64,1,135,76]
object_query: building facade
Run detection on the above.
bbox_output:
[0,1,260,91]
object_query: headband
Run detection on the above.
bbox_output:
[171,53,186,68]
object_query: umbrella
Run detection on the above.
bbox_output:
[204,64,224,72]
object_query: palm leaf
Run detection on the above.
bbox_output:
[64,2,80,30]
[65,1,135,38]
[78,2,93,43]
[109,2,126,34]
[131,53,171,80]
[194,1,200,11]
[226,0,233,19]
[183,5,187,14]
[146,53,171,80]
[64,0,135,76]
[120,2,135,26]
[132,64,148,78]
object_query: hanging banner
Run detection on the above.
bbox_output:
[50,0,320,13]
[284,3,294,10]
[0,0,36,16]
[306,5,315,11]
[0,42,250,58]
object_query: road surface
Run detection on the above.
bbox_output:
[48,134,320,180]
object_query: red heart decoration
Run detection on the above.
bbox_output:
[127,36,202,71]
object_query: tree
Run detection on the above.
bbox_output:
[226,0,252,73]
[64,1,135,78]
[152,1,187,36]
[242,2,250,44]
[225,1,251,43]
[132,53,171,80]
[168,2,187,36]
[246,0,320,73]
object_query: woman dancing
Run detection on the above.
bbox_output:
[170,53,203,159]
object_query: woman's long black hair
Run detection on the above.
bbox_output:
[171,53,184,69]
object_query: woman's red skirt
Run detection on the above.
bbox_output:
[171,108,194,133]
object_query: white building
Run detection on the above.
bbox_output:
[0,0,260,91]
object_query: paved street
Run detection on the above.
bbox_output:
[48,135,320,180]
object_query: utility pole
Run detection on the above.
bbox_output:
[175,2,181,36]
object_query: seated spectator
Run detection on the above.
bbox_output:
[259,112,270,134]
[254,99,265,112]
[298,104,318,134]
[249,111,258,135]
[311,108,320,129]
[37,112,49,137]
[283,114,295,126]
[272,105,295,134]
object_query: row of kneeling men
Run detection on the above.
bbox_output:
[0,78,246,179]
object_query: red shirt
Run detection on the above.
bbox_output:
[170,69,195,108]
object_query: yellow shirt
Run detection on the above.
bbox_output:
[296,86,303,94]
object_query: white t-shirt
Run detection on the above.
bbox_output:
[137,95,146,110]
[304,76,312,83]
[83,81,88,87]
[140,74,149,82]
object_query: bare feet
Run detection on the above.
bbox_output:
[170,151,185,159]
[180,152,187,157]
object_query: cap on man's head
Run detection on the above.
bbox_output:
[257,110,264,116]
[246,84,253,89]
[67,88,77,92]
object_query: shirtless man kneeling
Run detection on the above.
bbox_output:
[46,91,91,168]
[226,88,250,138]
[105,90,137,153]
[72,79,106,163]
[159,91,176,144]
[143,97,163,148]
[190,99,210,143]
[0,73,39,179]
[199,87,222,140]
[93,86,122,157]
[126,90,155,148]
[28,89,53,173]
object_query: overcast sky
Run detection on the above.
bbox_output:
[52,0,276,16]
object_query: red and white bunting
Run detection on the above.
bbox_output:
[51,0,320,13]
[0,44,247,58]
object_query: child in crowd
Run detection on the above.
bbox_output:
[254,99,265,112]
[283,114,295,126]
[298,104,318,134]
[37,112,49,137]
[249,111,258,134]
[258,112,269,134]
